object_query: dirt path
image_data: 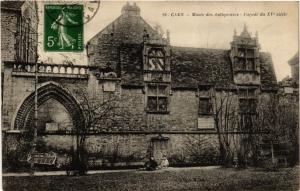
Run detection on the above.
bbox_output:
[3,166,220,177]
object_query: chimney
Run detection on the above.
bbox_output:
[121,2,141,17]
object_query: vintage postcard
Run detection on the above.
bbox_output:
[1,0,299,190]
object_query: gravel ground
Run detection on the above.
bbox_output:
[3,166,299,191]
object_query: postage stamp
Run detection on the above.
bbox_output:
[44,4,84,52]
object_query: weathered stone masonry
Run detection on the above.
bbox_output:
[2,2,278,166]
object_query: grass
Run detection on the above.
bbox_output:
[3,167,299,191]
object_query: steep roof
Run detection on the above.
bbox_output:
[119,44,278,90]
[88,3,164,45]
[288,52,299,66]
[170,47,233,88]
[259,52,278,90]
[89,3,278,90]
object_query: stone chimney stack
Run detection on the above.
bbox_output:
[121,2,141,16]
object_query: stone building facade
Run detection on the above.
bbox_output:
[276,52,299,166]
[2,3,278,167]
[1,1,39,130]
[1,1,39,63]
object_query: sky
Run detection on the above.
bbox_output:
[38,1,299,81]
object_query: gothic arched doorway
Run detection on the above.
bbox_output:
[13,82,84,132]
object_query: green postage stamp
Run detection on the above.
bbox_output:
[44,4,83,52]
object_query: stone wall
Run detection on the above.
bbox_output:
[3,72,252,132]
[2,72,276,167]
[1,70,89,131]
[4,133,220,166]
[1,2,39,64]
[1,10,19,62]
[37,98,73,132]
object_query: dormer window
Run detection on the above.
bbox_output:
[143,44,170,82]
[230,25,260,80]
[230,26,260,72]
[235,48,256,71]
[147,48,165,71]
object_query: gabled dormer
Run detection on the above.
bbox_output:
[142,29,171,83]
[230,25,261,85]
[142,29,171,115]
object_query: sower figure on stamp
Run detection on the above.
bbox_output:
[51,7,78,49]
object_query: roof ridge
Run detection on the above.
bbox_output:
[171,46,228,52]
[88,15,122,43]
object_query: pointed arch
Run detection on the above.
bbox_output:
[13,82,84,131]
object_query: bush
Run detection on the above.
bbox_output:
[4,150,31,172]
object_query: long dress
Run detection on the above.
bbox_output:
[52,12,77,49]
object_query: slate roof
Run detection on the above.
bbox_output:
[259,52,278,90]
[89,3,278,90]
[118,44,278,90]
[171,47,277,90]
[170,47,234,88]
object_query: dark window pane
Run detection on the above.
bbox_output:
[239,89,256,98]
[249,99,257,113]
[158,97,167,111]
[239,99,257,114]
[238,49,245,57]
[239,89,248,97]
[248,89,255,97]
[241,59,246,70]
[236,58,246,70]
[239,99,248,113]
[147,84,169,113]
[240,114,254,129]
[246,49,254,57]
[199,98,212,114]
[158,85,167,96]
[247,59,255,71]
[148,85,157,95]
[148,97,157,111]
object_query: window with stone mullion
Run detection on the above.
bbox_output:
[236,48,256,71]
[147,84,168,112]
[239,89,257,130]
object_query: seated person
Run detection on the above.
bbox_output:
[159,155,169,169]
[144,156,158,171]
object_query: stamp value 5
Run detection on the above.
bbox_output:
[44,4,84,52]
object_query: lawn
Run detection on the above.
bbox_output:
[3,167,299,191]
